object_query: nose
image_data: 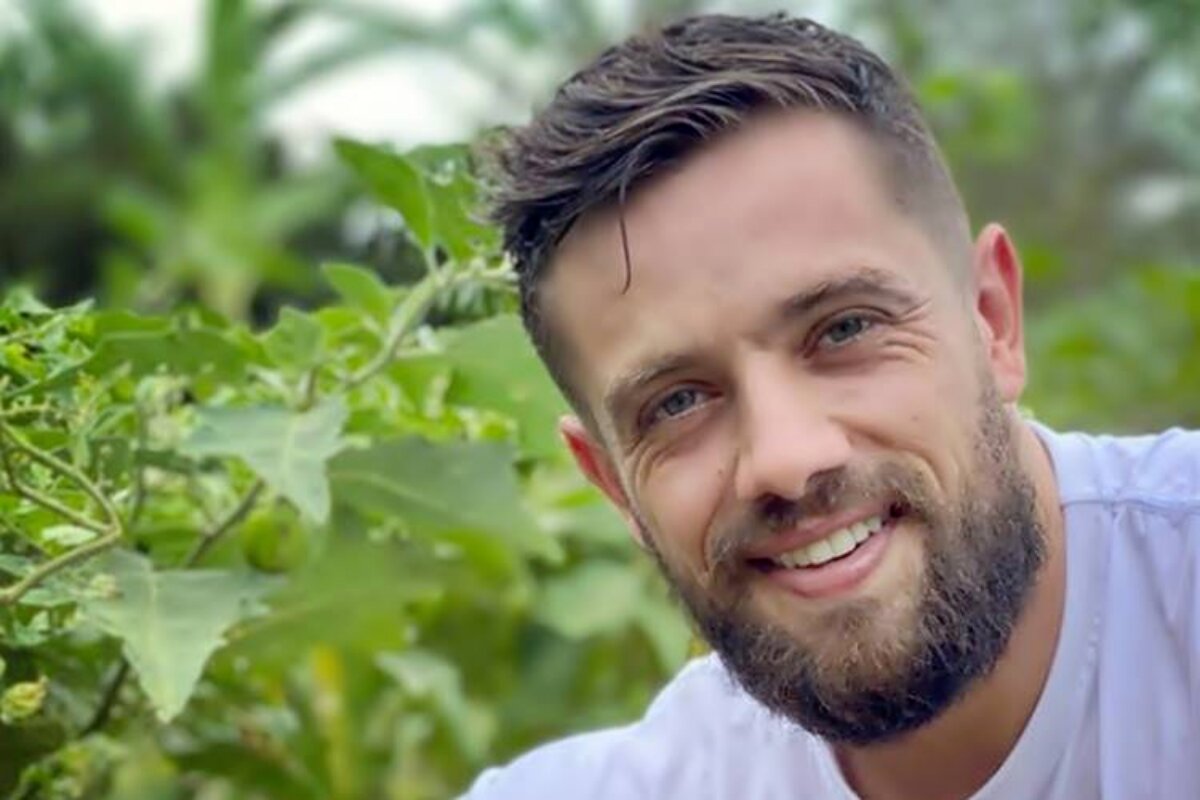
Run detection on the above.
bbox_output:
[733,359,853,506]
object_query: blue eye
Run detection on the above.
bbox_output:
[649,387,706,424]
[820,314,872,347]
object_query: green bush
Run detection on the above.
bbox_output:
[0,140,690,799]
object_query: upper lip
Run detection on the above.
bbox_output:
[740,505,888,561]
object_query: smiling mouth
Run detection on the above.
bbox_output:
[748,502,909,574]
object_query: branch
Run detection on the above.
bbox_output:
[344,264,513,390]
[0,529,121,606]
[0,432,110,535]
[0,404,51,420]
[182,478,266,567]
[345,270,444,390]
[0,421,121,529]
[80,660,130,737]
[0,422,126,606]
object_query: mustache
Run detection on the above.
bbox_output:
[706,462,929,574]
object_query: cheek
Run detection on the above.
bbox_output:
[634,434,730,576]
[827,357,980,487]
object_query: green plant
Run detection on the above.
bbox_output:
[0,139,690,799]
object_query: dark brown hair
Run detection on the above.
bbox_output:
[489,13,969,407]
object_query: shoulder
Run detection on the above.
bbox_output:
[460,655,831,800]
[1033,423,1200,510]
[1039,424,1200,646]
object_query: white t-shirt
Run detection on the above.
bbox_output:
[463,425,1200,799]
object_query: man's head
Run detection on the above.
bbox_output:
[490,13,1045,745]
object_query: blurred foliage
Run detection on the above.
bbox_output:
[0,0,1197,798]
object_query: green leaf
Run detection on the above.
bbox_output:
[535,561,644,640]
[1,287,52,315]
[335,139,433,250]
[83,328,252,382]
[38,524,98,552]
[83,551,270,722]
[634,599,692,672]
[226,538,444,668]
[442,315,568,460]
[406,143,496,260]
[1,678,48,724]
[321,262,395,323]
[329,438,559,567]
[262,307,324,372]
[182,399,348,523]
[377,649,493,762]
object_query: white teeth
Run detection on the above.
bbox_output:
[829,529,856,558]
[770,515,884,569]
[808,539,835,565]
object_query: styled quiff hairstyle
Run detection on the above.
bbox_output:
[489,13,969,406]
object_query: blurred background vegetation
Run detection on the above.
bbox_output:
[0,0,1197,798]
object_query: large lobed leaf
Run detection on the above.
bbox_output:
[182,399,348,523]
[329,437,560,568]
[441,315,568,460]
[84,551,271,722]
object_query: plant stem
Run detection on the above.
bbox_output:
[346,270,444,389]
[0,529,121,606]
[0,432,111,535]
[80,659,130,736]
[344,263,511,390]
[0,404,52,420]
[0,421,121,529]
[182,478,266,567]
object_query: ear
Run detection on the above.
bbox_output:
[971,223,1027,403]
[559,415,648,549]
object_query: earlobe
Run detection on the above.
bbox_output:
[971,223,1028,402]
[559,416,648,548]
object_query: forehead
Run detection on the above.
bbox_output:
[540,111,952,420]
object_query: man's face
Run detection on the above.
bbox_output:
[543,111,1043,744]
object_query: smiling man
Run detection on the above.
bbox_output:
[463,13,1200,800]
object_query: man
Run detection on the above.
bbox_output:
[464,13,1200,800]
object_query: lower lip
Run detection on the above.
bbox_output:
[759,517,897,599]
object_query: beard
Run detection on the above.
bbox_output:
[640,385,1046,746]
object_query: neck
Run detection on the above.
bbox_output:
[834,418,1066,800]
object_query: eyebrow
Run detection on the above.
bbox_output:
[778,266,921,321]
[600,266,921,426]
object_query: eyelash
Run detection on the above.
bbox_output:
[642,386,711,430]
[637,311,880,433]
[813,311,876,350]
